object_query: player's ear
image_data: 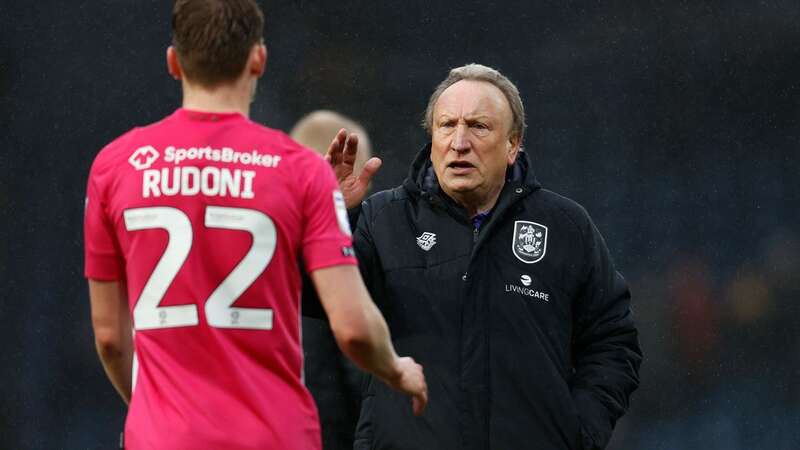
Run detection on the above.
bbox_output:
[166,46,182,80]
[250,42,267,78]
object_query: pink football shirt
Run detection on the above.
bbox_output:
[84,108,356,450]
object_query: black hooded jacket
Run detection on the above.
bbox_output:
[351,145,641,450]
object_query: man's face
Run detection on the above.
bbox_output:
[430,80,519,209]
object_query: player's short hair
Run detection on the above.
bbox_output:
[291,110,372,174]
[423,63,526,142]
[171,0,264,88]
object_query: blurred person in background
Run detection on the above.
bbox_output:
[82,1,426,449]
[291,110,374,450]
[326,63,642,450]
[292,110,373,179]
[668,256,719,384]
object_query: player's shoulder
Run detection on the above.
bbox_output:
[89,127,143,177]
[90,113,176,172]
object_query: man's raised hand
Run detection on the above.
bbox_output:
[325,128,382,209]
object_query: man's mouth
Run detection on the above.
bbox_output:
[447,161,475,170]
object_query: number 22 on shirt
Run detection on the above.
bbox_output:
[123,205,275,331]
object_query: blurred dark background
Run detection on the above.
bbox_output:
[2,1,799,449]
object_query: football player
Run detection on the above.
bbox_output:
[83,1,426,449]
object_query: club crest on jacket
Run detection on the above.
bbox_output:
[513,221,547,263]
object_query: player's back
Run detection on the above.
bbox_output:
[85,109,353,450]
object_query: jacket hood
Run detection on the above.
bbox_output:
[402,143,542,199]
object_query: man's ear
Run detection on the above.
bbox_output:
[250,43,267,77]
[507,134,521,165]
[166,46,182,80]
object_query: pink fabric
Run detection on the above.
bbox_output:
[84,108,356,450]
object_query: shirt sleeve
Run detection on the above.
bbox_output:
[84,164,125,280]
[300,155,358,272]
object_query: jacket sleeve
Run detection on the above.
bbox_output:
[351,200,383,302]
[570,212,642,450]
[299,260,325,319]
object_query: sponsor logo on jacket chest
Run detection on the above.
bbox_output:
[505,274,550,302]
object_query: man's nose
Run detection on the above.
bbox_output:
[451,124,470,153]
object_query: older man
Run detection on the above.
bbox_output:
[328,64,642,450]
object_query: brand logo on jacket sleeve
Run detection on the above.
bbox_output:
[416,232,437,251]
[512,221,547,264]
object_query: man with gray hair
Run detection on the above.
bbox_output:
[326,63,642,450]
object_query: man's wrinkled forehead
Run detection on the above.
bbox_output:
[434,80,512,124]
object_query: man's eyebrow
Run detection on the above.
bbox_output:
[437,114,493,121]
[463,115,492,121]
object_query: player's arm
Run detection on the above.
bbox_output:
[310,265,428,416]
[88,279,133,405]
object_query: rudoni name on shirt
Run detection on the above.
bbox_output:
[142,166,257,199]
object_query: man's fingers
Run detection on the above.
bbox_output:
[412,389,428,416]
[325,128,348,165]
[410,362,427,416]
[341,133,359,165]
[358,157,382,185]
[335,128,348,146]
[412,396,423,416]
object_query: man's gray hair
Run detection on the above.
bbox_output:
[423,63,526,141]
